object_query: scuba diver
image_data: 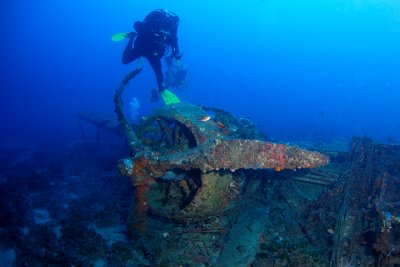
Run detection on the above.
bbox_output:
[164,55,188,90]
[121,9,182,103]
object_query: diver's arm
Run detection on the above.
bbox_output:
[171,33,181,60]
[170,15,182,60]
[122,37,136,64]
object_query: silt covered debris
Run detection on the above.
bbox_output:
[3,70,397,266]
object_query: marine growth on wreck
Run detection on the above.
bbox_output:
[109,69,400,266]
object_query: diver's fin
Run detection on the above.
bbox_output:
[160,89,181,105]
[111,32,130,42]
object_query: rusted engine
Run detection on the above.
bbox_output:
[113,69,329,233]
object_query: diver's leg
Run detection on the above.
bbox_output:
[147,56,164,92]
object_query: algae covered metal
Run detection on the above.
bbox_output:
[113,69,329,233]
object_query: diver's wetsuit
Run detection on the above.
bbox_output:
[122,9,181,92]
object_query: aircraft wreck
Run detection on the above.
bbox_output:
[75,68,400,266]
[112,69,328,234]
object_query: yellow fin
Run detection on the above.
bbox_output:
[111,32,130,42]
[161,89,181,105]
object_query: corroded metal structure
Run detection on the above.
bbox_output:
[113,69,329,233]
[327,138,400,266]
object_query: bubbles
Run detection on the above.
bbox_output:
[129,97,140,123]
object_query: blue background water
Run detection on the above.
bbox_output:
[1,0,399,145]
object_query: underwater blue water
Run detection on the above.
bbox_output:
[1,0,400,145]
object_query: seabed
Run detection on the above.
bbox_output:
[1,107,399,266]
[1,71,399,266]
